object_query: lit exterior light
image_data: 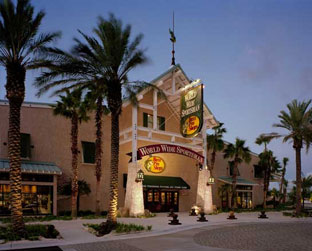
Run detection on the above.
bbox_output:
[207,177,215,185]
[136,169,144,182]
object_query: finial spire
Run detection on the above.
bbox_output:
[169,11,176,65]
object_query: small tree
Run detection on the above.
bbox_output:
[207,123,227,170]
[279,157,289,204]
[60,179,91,214]
[302,175,312,209]
[53,89,90,218]
[223,138,251,209]
[269,188,280,208]
[218,183,232,209]
[282,180,288,203]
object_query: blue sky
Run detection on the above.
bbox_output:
[0,0,311,183]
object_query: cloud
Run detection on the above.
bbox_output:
[240,45,280,82]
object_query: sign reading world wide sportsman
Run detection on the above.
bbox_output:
[180,84,203,138]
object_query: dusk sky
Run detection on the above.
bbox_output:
[0,0,311,183]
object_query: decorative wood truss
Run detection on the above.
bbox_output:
[120,64,218,166]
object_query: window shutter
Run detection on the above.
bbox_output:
[143,113,148,127]
[21,133,31,158]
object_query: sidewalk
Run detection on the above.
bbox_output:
[1,211,311,250]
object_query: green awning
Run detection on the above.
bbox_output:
[0,159,62,175]
[218,176,257,186]
[143,175,190,189]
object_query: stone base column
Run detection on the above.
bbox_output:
[124,162,145,217]
[196,169,214,213]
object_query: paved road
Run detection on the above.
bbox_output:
[61,222,312,251]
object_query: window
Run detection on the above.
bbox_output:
[21,133,31,158]
[254,165,263,178]
[157,116,165,131]
[82,141,95,164]
[143,113,165,131]
[0,184,53,215]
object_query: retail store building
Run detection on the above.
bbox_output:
[0,65,263,215]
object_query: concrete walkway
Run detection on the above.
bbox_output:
[1,212,311,250]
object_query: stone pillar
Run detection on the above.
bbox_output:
[124,162,144,216]
[196,169,214,213]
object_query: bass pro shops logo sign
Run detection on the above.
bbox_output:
[180,84,203,138]
[144,156,166,173]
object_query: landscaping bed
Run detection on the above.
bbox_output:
[0,224,60,243]
[84,222,152,236]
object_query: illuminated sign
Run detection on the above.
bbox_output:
[144,156,166,173]
[136,144,204,164]
[180,84,203,138]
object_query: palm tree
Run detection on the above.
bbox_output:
[255,134,274,152]
[53,89,90,218]
[302,175,312,209]
[256,134,273,209]
[35,14,156,226]
[218,183,232,209]
[0,0,60,235]
[269,188,280,208]
[223,138,251,209]
[61,179,91,214]
[207,123,227,171]
[283,179,288,203]
[34,35,108,217]
[93,14,151,226]
[273,99,312,215]
[257,151,281,209]
[279,157,289,203]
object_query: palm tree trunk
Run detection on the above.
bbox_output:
[295,146,302,215]
[263,168,268,209]
[210,151,216,170]
[283,187,287,204]
[6,63,26,236]
[278,169,285,204]
[232,161,238,209]
[71,115,79,218]
[95,97,103,216]
[77,191,80,213]
[107,112,119,224]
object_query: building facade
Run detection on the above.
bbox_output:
[0,65,264,216]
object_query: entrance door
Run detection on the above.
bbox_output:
[144,190,179,212]
[237,191,252,209]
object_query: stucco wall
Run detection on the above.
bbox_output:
[0,97,263,213]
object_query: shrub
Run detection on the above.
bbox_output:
[101,211,108,216]
[78,210,95,216]
[58,210,71,216]
[85,222,151,235]
[0,224,60,242]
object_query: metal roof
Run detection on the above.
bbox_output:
[218,176,258,186]
[0,159,62,175]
